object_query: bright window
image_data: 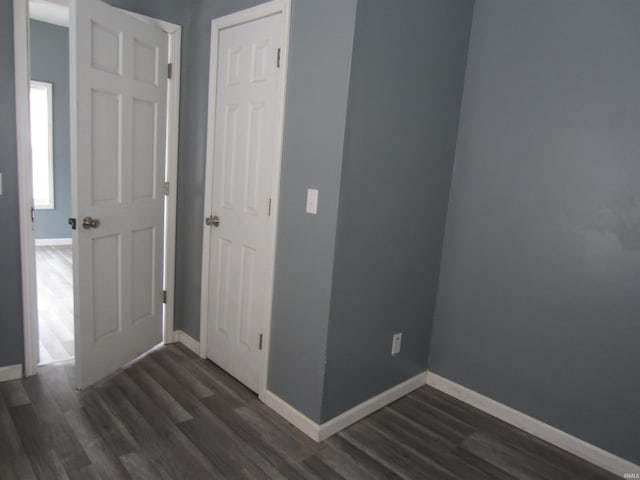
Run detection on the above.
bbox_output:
[30,81,54,209]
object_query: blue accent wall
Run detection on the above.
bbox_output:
[322,0,474,423]
[430,0,640,464]
[30,20,71,240]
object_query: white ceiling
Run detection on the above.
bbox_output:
[30,0,70,28]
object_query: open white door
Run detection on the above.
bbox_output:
[201,9,286,394]
[70,0,168,388]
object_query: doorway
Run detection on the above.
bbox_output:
[199,1,291,397]
[14,0,182,386]
[28,12,74,366]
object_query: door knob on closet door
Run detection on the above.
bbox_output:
[205,215,220,227]
[82,216,100,229]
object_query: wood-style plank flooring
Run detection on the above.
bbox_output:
[35,246,74,364]
[0,344,618,479]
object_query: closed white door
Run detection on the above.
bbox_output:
[71,0,168,389]
[203,12,284,393]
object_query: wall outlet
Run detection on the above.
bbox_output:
[391,333,402,356]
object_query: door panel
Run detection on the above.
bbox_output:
[90,90,120,205]
[71,0,168,389]
[204,13,284,393]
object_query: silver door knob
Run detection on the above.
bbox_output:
[82,216,100,229]
[205,215,220,227]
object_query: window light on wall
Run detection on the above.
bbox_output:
[30,80,55,210]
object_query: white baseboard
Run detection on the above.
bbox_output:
[0,364,23,383]
[426,370,639,478]
[262,390,322,441]
[262,372,428,443]
[318,372,427,441]
[264,368,637,476]
[35,238,72,246]
[172,330,200,355]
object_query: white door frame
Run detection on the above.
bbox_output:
[199,0,291,400]
[13,0,182,377]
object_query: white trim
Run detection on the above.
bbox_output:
[258,0,291,404]
[263,390,322,441]
[35,238,72,246]
[198,0,292,405]
[198,10,218,360]
[317,372,428,441]
[162,26,181,348]
[426,371,640,477]
[14,0,39,378]
[0,364,24,383]
[172,330,200,356]
[263,372,428,443]
[119,9,182,349]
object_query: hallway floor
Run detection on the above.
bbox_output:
[0,343,617,479]
[36,245,74,364]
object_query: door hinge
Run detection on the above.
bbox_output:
[162,290,167,304]
[276,48,281,68]
[167,63,173,79]
[163,181,170,196]
[259,333,263,350]
[268,198,272,216]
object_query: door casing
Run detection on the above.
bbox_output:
[199,0,291,401]
[13,0,182,378]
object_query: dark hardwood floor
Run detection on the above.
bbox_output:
[0,344,618,479]
[35,245,74,364]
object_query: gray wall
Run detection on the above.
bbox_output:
[0,0,25,368]
[321,0,474,422]
[430,0,640,464]
[30,20,70,240]
[267,0,358,423]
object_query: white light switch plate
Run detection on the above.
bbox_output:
[306,188,318,215]
[392,333,402,356]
